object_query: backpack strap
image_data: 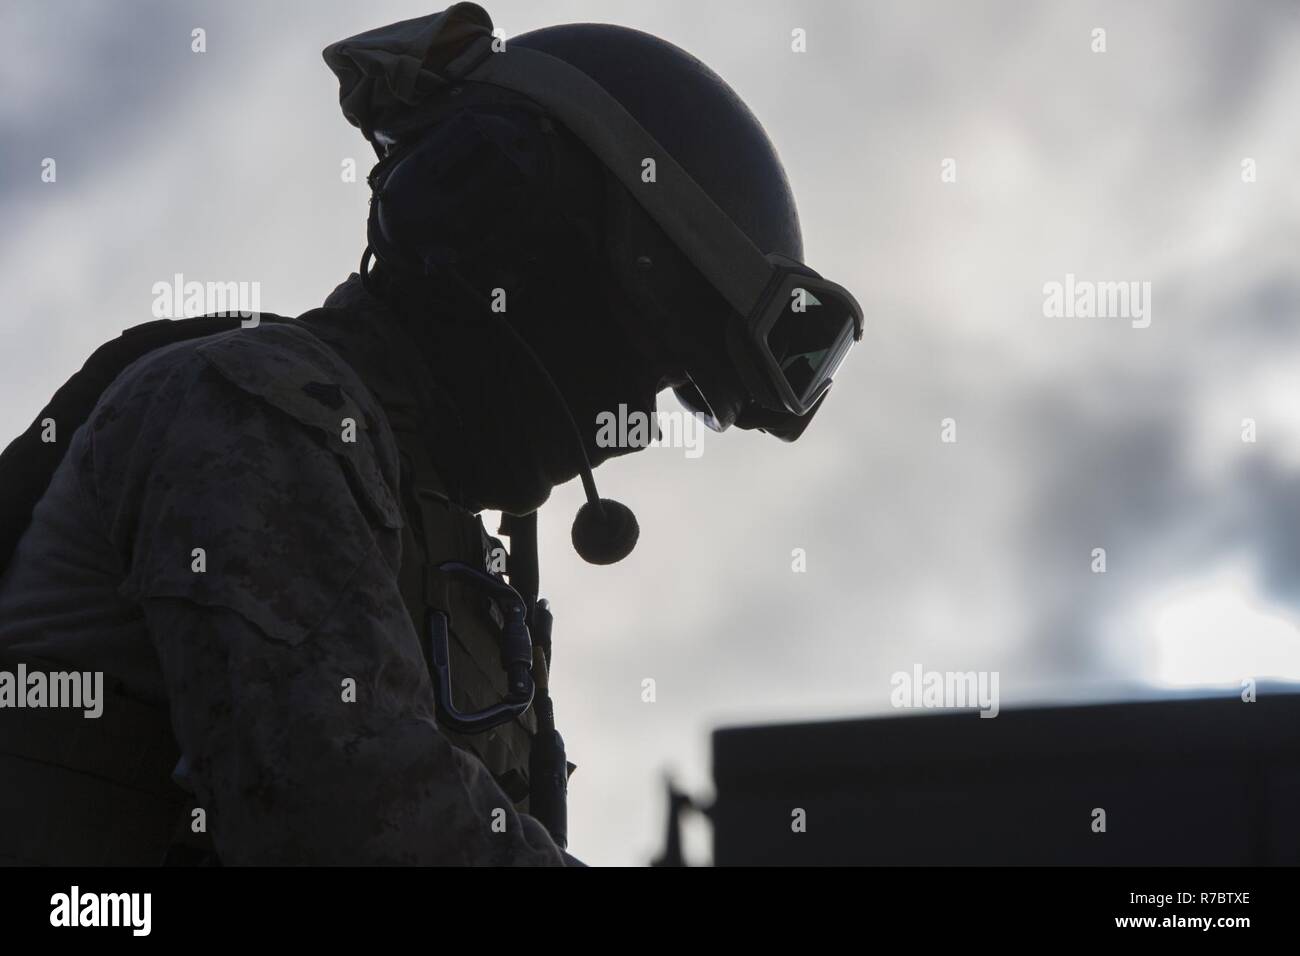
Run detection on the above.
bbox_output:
[0,315,288,574]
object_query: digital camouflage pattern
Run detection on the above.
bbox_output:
[0,316,564,865]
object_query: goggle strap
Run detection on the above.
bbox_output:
[458,37,775,321]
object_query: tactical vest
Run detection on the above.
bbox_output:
[0,379,537,867]
[390,420,538,806]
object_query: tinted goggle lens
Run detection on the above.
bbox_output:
[764,283,860,409]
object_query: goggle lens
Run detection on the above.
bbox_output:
[764,285,858,405]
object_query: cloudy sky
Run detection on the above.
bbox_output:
[3,0,1299,865]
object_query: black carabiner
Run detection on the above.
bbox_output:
[426,561,535,734]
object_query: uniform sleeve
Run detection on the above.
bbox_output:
[89,335,565,865]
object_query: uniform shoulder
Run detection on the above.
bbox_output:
[86,318,401,530]
[97,320,364,413]
[93,320,385,442]
[87,319,404,641]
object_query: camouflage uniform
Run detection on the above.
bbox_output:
[0,280,565,865]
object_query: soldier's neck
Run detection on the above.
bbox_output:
[313,275,580,516]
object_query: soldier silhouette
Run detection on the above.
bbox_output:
[0,3,861,865]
